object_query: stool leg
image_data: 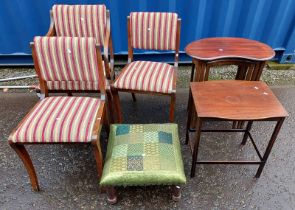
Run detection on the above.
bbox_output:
[255,118,285,178]
[172,185,181,201]
[241,121,253,145]
[106,186,117,204]
[190,118,202,178]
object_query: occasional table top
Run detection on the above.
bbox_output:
[191,80,288,120]
[185,37,275,61]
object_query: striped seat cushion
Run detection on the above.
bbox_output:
[53,5,107,46]
[34,36,102,91]
[113,61,175,94]
[130,12,178,50]
[9,97,102,143]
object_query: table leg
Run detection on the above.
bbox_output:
[190,118,203,178]
[186,89,193,145]
[255,118,285,178]
[190,62,195,82]
[241,121,253,145]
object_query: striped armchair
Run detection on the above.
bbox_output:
[8,37,109,191]
[43,4,114,95]
[112,12,181,123]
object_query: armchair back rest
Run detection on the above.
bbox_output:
[52,5,107,46]
[32,36,106,92]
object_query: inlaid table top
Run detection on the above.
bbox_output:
[185,37,275,61]
[190,80,288,120]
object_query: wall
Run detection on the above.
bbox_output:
[0,0,294,65]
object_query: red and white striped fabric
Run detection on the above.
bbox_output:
[113,61,175,93]
[34,36,101,91]
[52,5,107,46]
[130,12,178,50]
[9,97,102,143]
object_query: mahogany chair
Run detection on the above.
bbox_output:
[111,12,181,123]
[8,36,109,191]
[38,4,114,97]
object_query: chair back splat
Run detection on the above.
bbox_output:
[31,37,106,97]
[127,12,181,67]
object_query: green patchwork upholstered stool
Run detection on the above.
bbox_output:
[100,124,186,204]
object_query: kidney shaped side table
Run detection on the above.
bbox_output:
[185,37,275,82]
[185,38,275,129]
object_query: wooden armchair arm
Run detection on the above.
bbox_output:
[46,10,56,36]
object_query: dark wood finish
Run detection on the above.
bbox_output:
[186,80,288,178]
[111,17,181,123]
[185,37,275,61]
[106,187,117,204]
[9,38,110,191]
[191,80,288,120]
[8,142,40,191]
[186,38,274,128]
[172,185,181,202]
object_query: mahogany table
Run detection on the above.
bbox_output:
[186,80,288,178]
[185,37,275,82]
[185,37,275,129]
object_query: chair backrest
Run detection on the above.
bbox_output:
[32,36,106,93]
[52,5,107,46]
[129,12,179,51]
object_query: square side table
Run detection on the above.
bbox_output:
[186,80,288,178]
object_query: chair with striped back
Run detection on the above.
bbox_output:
[112,12,181,123]
[8,36,108,191]
[43,4,114,95]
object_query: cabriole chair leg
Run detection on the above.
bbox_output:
[9,142,40,191]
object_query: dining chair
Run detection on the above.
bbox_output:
[8,36,109,191]
[111,12,181,123]
[37,4,114,97]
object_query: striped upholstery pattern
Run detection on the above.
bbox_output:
[130,12,178,50]
[113,61,175,93]
[53,5,107,46]
[9,97,102,143]
[34,36,101,91]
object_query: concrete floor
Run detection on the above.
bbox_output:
[0,86,295,209]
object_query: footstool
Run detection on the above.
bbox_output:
[100,124,186,204]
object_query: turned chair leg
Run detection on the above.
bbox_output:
[9,142,40,191]
[169,93,176,122]
[106,186,117,204]
[131,93,137,101]
[172,185,181,201]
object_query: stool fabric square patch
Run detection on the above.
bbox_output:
[100,124,186,186]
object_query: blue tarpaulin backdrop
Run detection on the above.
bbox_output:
[0,0,295,65]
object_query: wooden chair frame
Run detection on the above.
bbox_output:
[111,15,181,123]
[8,40,110,191]
[46,7,115,81]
